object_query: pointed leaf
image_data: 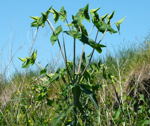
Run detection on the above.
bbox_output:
[65,30,106,53]
[80,84,99,109]
[60,7,67,21]
[49,8,60,23]
[90,8,100,14]
[108,11,115,20]
[55,25,62,35]
[115,17,125,32]
[30,16,40,20]
[50,35,58,45]
[19,50,37,68]
[19,58,27,62]
[50,25,62,45]
[101,14,108,21]
[83,4,90,21]
[40,68,47,75]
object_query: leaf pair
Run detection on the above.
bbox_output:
[50,25,62,45]
[49,7,67,23]
[65,30,106,53]
[31,7,52,28]
[90,8,125,33]
[19,50,37,68]
[91,9,117,34]
[75,4,90,22]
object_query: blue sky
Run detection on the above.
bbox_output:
[0,0,150,77]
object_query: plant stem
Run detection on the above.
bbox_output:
[47,19,66,62]
[47,19,72,82]
[80,30,107,78]
[77,44,85,74]
[73,38,76,80]
[62,34,72,82]
[29,28,38,55]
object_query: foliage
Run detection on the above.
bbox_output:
[18,4,126,125]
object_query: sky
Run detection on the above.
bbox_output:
[0,0,150,77]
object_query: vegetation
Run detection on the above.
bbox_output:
[0,4,150,126]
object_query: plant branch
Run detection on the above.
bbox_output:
[47,19,73,82]
[77,44,85,74]
[62,33,72,82]
[78,30,107,82]
[47,19,66,62]
[73,38,76,80]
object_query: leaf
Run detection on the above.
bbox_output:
[101,14,108,21]
[108,11,115,20]
[51,8,60,23]
[19,50,37,68]
[114,109,121,120]
[115,17,125,32]
[31,50,37,62]
[90,8,100,14]
[40,68,47,75]
[72,18,88,35]
[94,20,117,34]
[18,58,27,62]
[30,16,40,20]
[60,6,67,21]
[30,7,52,28]
[83,4,90,21]
[74,4,90,22]
[50,34,58,45]
[138,120,150,126]
[50,25,62,45]
[46,73,59,83]
[80,84,99,109]
[51,107,73,126]
[55,25,62,35]
[65,30,106,53]
[47,99,53,106]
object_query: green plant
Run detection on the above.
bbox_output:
[19,4,124,125]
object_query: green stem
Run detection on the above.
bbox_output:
[73,38,76,80]
[80,30,107,79]
[47,19,72,82]
[47,19,65,61]
[62,34,72,82]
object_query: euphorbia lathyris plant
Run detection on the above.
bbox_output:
[20,4,124,125]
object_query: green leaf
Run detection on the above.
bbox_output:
[74,4,90,23]
[64,30,81,38]
[47,99,53,106]
[51,9,60,23]
[19,50,37,68]
[83,4,90,21]
[40,68,47,75]
[30,7,52,28]
[115,17,125,32]
[90,8,100,14]
[114,109,121,120]
[108,11,115,20]
[50,35,58,45]
[55,25,62,35]
[65,30,106,53]
[101,14,108,21]
[30,16,40,20]
[94,20,117,34]
[31,50,37,61]
[50,25,62,45]
[80,84,99,109]
[18,58,27,62]
[138,120,150,126]
[60,6,67,21]
[72,18,88,35]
